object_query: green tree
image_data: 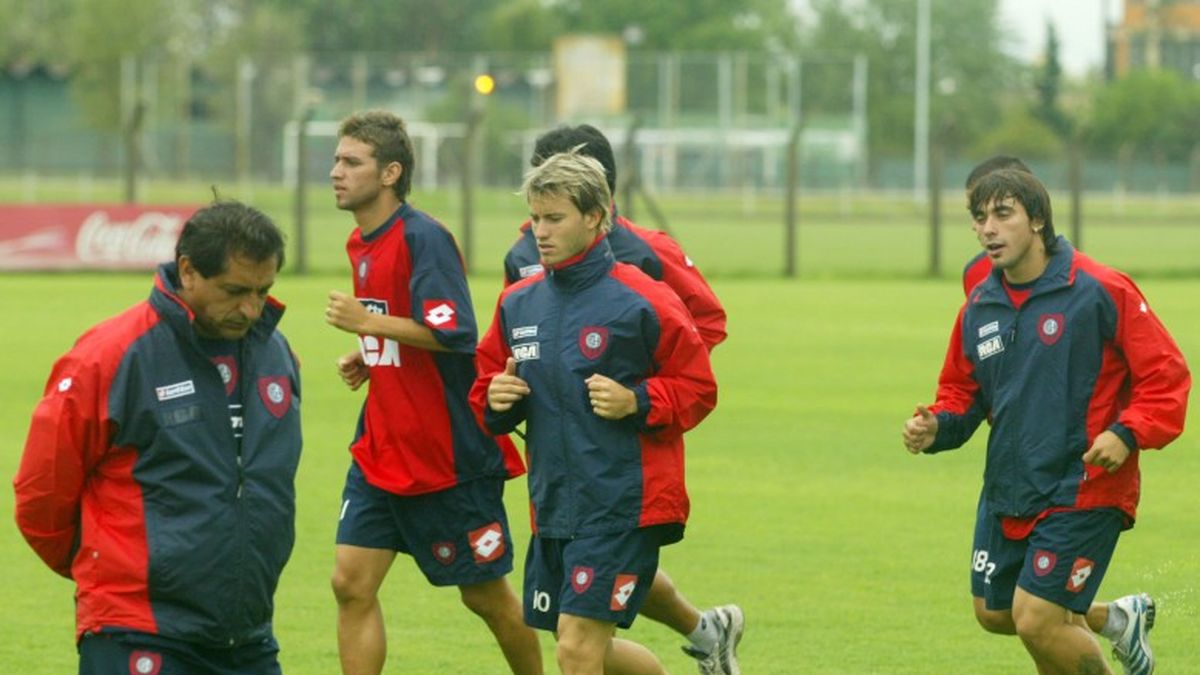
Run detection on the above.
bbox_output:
[1033,21,1069,137]
[548,0,796,51]
[1084,69,1200,163]
[800,0,1020,168]
[280,0,506,53]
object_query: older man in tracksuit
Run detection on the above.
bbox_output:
[472,150,717,675]
[14,201,302,673]
[904,169,1189,675]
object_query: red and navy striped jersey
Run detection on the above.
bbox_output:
[345,202,523,495]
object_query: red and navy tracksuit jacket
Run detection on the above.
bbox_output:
[345,202,523,495]
[927,238,1190,522]
[14,263,302,646]
[503,208,727,352]
[472,236,717,538]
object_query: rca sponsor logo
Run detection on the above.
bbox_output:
[976,335,1004,361]
[512,342,540,362]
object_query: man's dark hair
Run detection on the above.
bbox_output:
[968,168,1057,255]
[964,155,1032,191]
[175,200,286,277]
[338,110,415,202]
[532,125,617,194]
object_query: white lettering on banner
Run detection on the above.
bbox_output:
[360,335,401,367]
[75,211,185,264]
[978,321,999,338]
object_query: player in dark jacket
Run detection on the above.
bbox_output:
[502,124,742,674]
[905,169,1189,675]
[473,150,717,675]
[954,157,1162,674]
[14,201,301,673]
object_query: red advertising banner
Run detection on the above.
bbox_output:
[0,205,201,271]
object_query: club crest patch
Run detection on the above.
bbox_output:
[212,356,237,396]
[129,651,162,675]
[432,541,457,566]
[610,574,638,610]
[1032,550,1057,577]
[579,326,609,360]
[257,376,291,418]
[1038,313,1065,346]
[469,522,506,563]
[571,566,595,594]
[423,299,458,330]
[1066,557,1094,593]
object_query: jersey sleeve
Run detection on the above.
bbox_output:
[927,304,989,452]
[407,225,478,353]
[645,231,727,351]
[470,295,527,435]
[1107,274,1190,450]
[13,349,116,578]
[634,280,718,437]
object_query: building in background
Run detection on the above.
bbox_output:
[1108,0,1200,79]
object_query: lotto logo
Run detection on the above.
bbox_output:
[469,522,505,563]
[610,574,638,610]
[1066,557,1094,593]
[424,300,458,329]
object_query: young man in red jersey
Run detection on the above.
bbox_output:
[325,110,540,675]
[905,168,1189,674]
[473,149,717,675]
[503,124,742,675]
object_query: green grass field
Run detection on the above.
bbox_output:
[2,179,1199,671]
[2,268,1198,673]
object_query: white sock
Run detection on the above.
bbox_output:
[1100,602,1128,641]
[687,611,720,653]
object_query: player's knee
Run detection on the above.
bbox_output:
[459,580,514,620]
[330,567,373,605]
[974,607,1016,634]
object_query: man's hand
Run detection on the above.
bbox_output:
[1082,430,1132,474]
[488,358,530,412]
[336,350,369,391]
[326,290,373,334]
[585,373,637,420]
[902,405,938,454]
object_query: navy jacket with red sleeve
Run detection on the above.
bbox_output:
[473,236,717,539]
[14,262,302,646]
[927,239,1190,522]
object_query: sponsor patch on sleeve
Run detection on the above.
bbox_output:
[155,380,195,402]
[511,342,540,362]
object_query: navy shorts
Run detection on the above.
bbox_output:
[336,460,514,587]
[971,504,1122,614]
[523,524,680,631]
[78,631,280,675]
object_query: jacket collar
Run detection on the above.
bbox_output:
[546,234,614,291]
[972,236,1074,307]
[150,262,285,346]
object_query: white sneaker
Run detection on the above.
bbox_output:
[1111,593,1155,675]
[681,604,745,675]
